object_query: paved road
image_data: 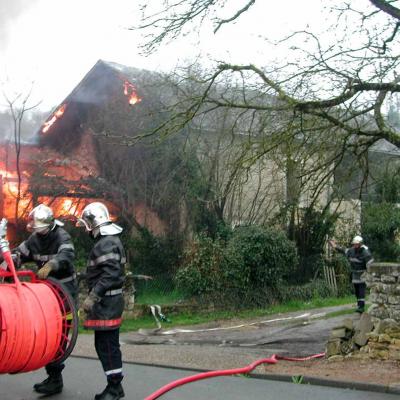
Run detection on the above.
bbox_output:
[0,356,398,400]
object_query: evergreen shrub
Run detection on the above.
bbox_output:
[227,225,298,290]
[362,202,400,261]
[175,234,226,296]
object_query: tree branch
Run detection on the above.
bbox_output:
[369,0,400,20]
[213,0,255,33]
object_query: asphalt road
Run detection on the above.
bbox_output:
[0,356,398,400]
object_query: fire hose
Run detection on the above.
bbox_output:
[0,218,78,374]
[144,353,325,400]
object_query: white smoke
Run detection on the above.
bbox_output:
[0,0,39,50]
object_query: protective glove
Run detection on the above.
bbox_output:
[37,260,56,279]
[83,291,101,313]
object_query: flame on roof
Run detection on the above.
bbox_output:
[42,103,67,134]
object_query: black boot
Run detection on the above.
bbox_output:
[355,301,365,314]
[94,383,125,400]
[33,373,63,395]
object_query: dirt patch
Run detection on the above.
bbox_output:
[263,358,400,388]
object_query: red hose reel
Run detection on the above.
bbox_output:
[0,218,78,374]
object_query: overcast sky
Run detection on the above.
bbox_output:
[0,0,329,111]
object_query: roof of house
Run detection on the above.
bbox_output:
[369,138,400,156]
[37,60,161,137]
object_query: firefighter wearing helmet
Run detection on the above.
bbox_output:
[77,202,126,400]
[329,235,373,313]
[14,204,76,395]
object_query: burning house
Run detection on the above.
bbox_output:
[0,60,170,243]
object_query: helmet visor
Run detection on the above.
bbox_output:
[76,218,92,231]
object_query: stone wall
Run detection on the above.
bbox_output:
[364,262,400,322]
[326,262,400,360]
[360,320,400,360]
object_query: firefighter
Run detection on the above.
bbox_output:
[329,235,373,313]
[77,202,126,400]
[15,203,77,395]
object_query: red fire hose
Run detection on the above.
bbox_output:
[0,218,78,374]
[144,350,325,399]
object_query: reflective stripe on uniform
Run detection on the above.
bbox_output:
[89,253,121,267]
[58,243,75,251]
[104,288,123,296]
[59,273,77,283]
[84,318,122,328]
[18,241,30,257]
[32,254,57,262]
[105,368,123,376]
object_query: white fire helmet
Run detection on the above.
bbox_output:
[27,204,63,234]
[76,202,122,236]
[352,235,363,245]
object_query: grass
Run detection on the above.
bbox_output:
[291,375,305,384]
[118,294,355,333]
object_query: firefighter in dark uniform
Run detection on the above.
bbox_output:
[77,202,126,400]
[329,235,373,313]
[14,204,77,395]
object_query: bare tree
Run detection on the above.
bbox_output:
[93,61,353,231]
[2,86,40,222]
[135,0,400,149]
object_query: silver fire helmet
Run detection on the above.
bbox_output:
[27,204,63,234]
[352,235,363,245]
[76,202,122,236]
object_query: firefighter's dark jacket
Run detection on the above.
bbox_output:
[15,226,75,279]
[84,234,126,331]
[14,225,77,298]
[336,245,372,283]
[338,245,372,272]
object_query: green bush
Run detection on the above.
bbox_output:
[175,226,314,306]
[374,167,400,203]
[289,207,338,282]
[125,228,182,276]
[175,235,226,296]
[362,202,400,261]
[227,225,299,290]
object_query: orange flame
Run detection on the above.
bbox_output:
[123,81,142,106]
[38,197,86,219]
[61,199,78,215]
[0,168,31,219]
[42,104,67,133]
